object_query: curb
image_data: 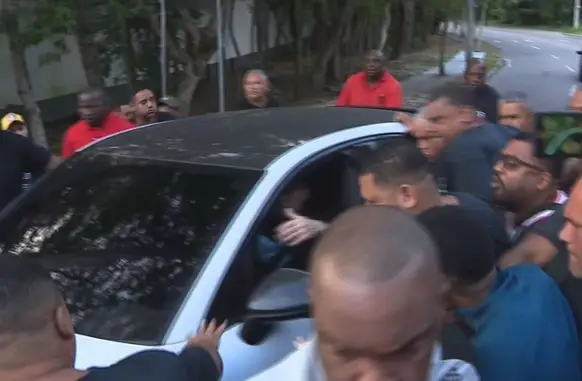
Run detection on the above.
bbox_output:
[563,33,582,39]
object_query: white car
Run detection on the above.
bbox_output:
[0,106,408,380]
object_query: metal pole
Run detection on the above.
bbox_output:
[476,2,487,51]
[466,0,475,62]
[160,0,167,97]
[216,0,225,112]
[574,0,580,29]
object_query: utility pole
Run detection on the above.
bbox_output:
[216,0,225,112]
[465,0,476,63]
[160,0,167,97]
[476,1,488,51]
[574,0,580,29]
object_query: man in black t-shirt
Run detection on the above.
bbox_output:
[236,70,281,110]
[0,130,60,212]
[494,133,582,349]
[0,256,223,381]
[464,58,500,124]
[132,89,177,125]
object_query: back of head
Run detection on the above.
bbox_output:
[358,137,430,187]
[417,205,495,285]
[429,81,476,109]
[310,205,439,284]
[0,256,61,342]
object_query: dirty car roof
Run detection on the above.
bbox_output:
[85,106,399,170]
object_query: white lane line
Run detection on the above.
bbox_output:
[524,39,532,42]
[494,39,501,43]
[561,39,570,43]
[511,39,518,43]
[505,58,512,68]
[550,54,560,59]
[532,45,540,50]
[566,65,576,72]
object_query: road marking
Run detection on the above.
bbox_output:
[525,39,532,42]
[550,54,560,59]
[561,39,570,43]
[532,45,540,50]
[511,39,518,43]
[570,85,578,96]
[494,39,501,43]
[566,65,576,72]
[505,58,512,68]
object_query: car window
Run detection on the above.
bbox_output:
[0,163,260,344]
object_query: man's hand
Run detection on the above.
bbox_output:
[186,319,228,374]
[275,209,328,246]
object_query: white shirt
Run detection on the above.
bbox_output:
[246,339,479,381]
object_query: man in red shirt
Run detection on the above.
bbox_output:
[337,50,403,108]
[62,88,135,158]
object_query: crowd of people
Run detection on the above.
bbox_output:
[2,49,582,380]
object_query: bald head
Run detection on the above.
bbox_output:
[310,205,439,284]
[310,206,445,381]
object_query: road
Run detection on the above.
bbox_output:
[481,27,581,111]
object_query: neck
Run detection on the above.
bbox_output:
[515,188,557,224]
[0,360,84,381]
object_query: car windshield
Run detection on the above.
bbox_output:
[0,159,260,344]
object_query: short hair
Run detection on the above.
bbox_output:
[0,256,61,336]
[311,205,439,284]
[428,82,476,109]
[358,137,430,186]
[243,69,269,83]
[465,57,485,72]
[79,87,109,105]
[417,205,495,285]
[511,132,563,179]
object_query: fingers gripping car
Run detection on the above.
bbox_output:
[0,106,417,380]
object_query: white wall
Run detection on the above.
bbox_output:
[0,1,300,109]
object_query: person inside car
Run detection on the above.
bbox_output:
[408,81,518,203]
[418,205,581,381]
[248,205,479,381]
[62,88,135,158]
[0,255,225,381]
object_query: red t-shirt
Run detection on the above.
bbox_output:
[336,71,403,108]
[62,113,135,157]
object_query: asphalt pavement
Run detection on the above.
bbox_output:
[483,27,582,111]
[481,26,582,111]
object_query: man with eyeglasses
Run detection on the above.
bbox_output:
[464,58,499,124]
[495,133,582,352]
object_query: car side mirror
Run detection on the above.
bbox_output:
[246,268,310,322]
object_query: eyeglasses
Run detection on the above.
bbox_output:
[497,153,544,172]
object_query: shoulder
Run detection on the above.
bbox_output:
[344,72,365,86]
[108,114,136,129]
[382,71,401,87]
[64,121,86,138]
[431,359,480,381]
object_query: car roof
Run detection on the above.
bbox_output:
[84,106,400,170]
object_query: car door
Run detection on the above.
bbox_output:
[166,123,407,381]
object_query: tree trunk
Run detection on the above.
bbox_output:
[401,0,415,52]
[8,36,48,147]
[378,3,392,52]
[438,18,448,76]
[77,33,105,87]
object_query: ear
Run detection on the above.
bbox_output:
[54,303,75,340]
[397,184,418,210]
[536,171,552,191]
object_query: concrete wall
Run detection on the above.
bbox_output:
[0,0,295,110]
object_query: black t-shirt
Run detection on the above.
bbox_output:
[236,97,281,110]
[80,347,219,381]
[156,111,177,122]
[451,191,509,258]
[473,84,500,124]
[0,131,50,212]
